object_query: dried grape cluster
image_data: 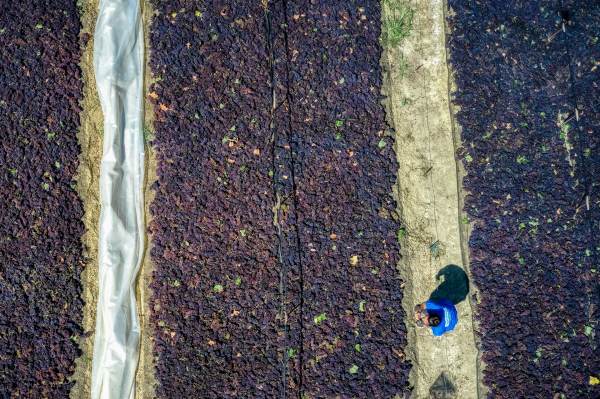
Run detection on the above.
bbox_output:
[148,1,282,397]
[0,0,86,397]
[276,0,410,396]
[568,5,600,325]
[448,0,600,397]
[148,0,409,397]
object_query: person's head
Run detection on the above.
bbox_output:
[427,314,442,327]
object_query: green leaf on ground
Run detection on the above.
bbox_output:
[214,284,223,292]
[314,312,327,324]
[349,364,358,374]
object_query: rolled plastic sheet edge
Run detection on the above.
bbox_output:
[91,0,145,398]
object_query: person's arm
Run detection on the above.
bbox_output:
[425,300,442,311]
[415,302,427,320]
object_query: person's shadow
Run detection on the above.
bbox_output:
[427,265,470,397]
[428,264,469,305]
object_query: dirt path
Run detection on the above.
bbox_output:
[135,0,158,396]
[69,0,102,396]
[381,0,482,397]
[69,0,157,397]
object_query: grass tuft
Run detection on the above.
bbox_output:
[143,125,155,145]
[382,0,414,48]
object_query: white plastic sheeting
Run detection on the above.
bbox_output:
[91,0,145,398]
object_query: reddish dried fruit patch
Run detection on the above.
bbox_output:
[148,0,409,397]
[448,0,600,396]
[0,1,86,397]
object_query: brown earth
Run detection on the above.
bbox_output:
[135,0,159,396]
[380,0,483,397]
[69,0,102,396]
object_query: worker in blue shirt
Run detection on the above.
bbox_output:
[413,298,458,336]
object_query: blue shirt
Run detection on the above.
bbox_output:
[425,299,458,336]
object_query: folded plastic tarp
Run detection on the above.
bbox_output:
[91,0,145,398]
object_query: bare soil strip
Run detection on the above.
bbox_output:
[381,0,480,397]
[135,0,159,396]
[70,0,102,396]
